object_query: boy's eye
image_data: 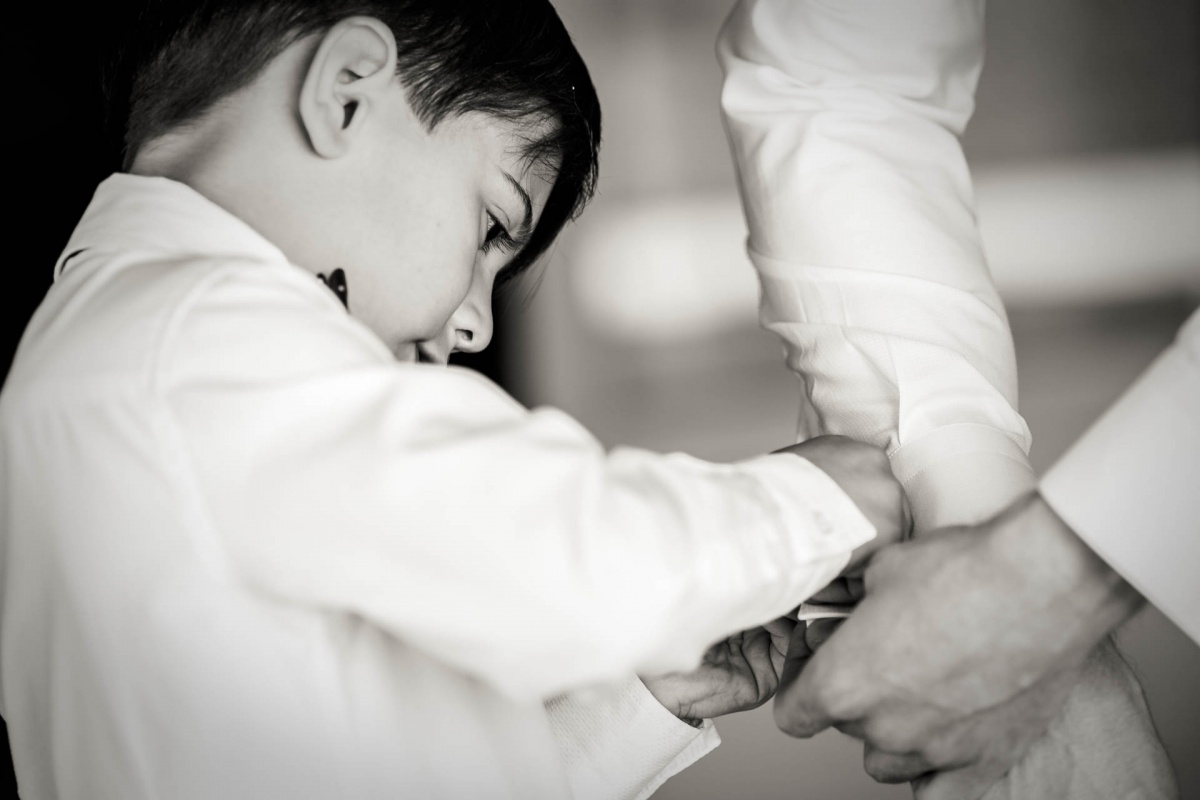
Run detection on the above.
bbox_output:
[482,213,514,254]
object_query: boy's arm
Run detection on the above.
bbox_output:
[163,265,881,703]
[545,679,720,800]
[718,0,1035,530]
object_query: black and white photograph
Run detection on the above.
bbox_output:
[3,1,1198,798]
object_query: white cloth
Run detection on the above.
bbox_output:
[718,0,1037,532]
[718,0,1200,645]
[1041,310,1200,645]
[0,173,875,800]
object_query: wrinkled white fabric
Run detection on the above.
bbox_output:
[0,173,875,799]
[718,0,1037,532]
[718,5,1186,796]
[1042,310,1200,645]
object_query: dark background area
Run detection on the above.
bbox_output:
[3,7,116,793]
[3,5,125,790]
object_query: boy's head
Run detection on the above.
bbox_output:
[122,0,600,363]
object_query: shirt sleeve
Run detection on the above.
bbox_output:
[546,679,720,800]
[717,0,1037,531]
[158,263,876,702]
[1040,310,1200,645]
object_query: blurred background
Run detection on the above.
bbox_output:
[503,0,1200,797]
[6,0,1198,798]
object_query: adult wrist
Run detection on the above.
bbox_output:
[988,492,1144,647]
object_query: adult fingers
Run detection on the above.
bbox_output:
[773,623,836,738]
[863,744,933,784]
[804,617,843,651]
[777,621,811,689]
[762,617,797,674]
[808,577,864,604]
[762,616,796,642]
[914,762,1009,800]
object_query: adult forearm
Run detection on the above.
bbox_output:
[988,493,1145,660]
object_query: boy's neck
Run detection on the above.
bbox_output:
[126,37,331,279]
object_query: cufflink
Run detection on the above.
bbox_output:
[796,602,854,622]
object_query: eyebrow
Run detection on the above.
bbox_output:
[502,170,534,247]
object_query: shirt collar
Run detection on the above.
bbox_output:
[55,173,289,280]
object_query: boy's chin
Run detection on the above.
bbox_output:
[393,342,419,363]
[393,341,444,365]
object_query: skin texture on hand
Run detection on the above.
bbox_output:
[941,638,1179,800]
[773,493,1177,799]
[775,435,913,570]
[641,435,907,725]
[642,619,794,722]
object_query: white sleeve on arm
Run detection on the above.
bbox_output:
[718,0,1036,530]
[545,679,720,800]
[161,264,875,703]
[1041,310,1200,644]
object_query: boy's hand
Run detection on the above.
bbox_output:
[642,618,795,723]
[776,436,912,571]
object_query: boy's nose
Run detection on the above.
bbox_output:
[454,326,488,353]
[447,299,493,355]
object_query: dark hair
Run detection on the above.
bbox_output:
[115,0,601,278]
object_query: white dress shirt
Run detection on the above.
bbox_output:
[718,0,1037,532]
[718,0,1199,644]
[1042,310,1200,645]
[0,174,875,799]
[718,4,1183,795]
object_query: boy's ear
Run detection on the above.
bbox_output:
[299,16,397,158]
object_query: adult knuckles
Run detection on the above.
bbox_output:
[810,663,865,723]
[863,713,922,755]
[773,664,854,737]
[863,747,929,784]
[772,692,822,738]
[864,541,907,585]
[922,732,974,769]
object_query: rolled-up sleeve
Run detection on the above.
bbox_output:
[160,263,875,702]
[1041,311,1200,644]
[718,0,1036,531]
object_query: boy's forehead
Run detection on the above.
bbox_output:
[451,111,560,173]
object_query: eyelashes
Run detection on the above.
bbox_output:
[481,213,516,255]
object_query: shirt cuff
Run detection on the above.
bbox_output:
[546,677,720,800]
[1040,317,1200,645]
[738,451,878,596]
[890,423,1037,531]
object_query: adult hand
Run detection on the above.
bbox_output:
[773,493,1157,798]
[777,435,912,571]
[923,636,1179,799]
[642,618,794,722]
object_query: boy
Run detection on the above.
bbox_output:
[0,1,906,798]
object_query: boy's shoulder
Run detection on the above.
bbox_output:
[9,248,387,405]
